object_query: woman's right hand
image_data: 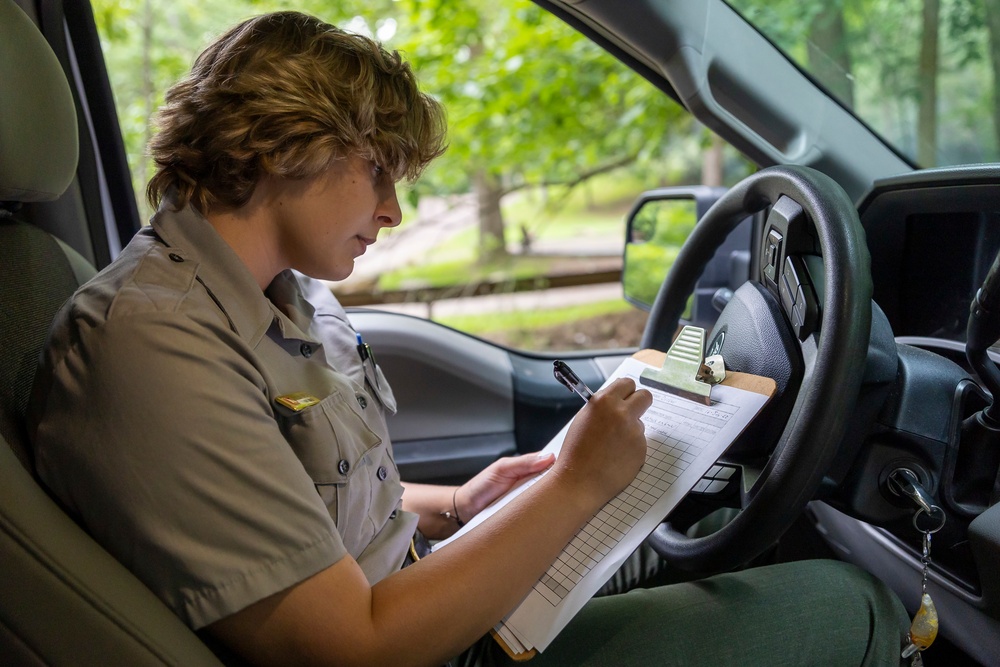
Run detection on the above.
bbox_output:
[552,377,652,511]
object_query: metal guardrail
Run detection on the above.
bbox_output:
[334,268,622,307]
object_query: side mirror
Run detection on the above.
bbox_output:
[623,186,753,330]
[623,187,727,311]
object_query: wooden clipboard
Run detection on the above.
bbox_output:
[490,628,537,661]
[633,349,776,399]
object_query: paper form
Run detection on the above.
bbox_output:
[432,357,770,655]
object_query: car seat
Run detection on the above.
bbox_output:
[0,1,221,663]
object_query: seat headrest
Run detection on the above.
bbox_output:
[0,0,79,203]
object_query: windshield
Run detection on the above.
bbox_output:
[727,0,1000,169]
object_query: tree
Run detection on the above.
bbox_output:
[94,0,270,220]
[807,1,855,108]
[981,0,1000,151]
[95,0,691,258]
[918,0,941,166]
[387,0,689,261]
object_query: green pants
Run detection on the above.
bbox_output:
[458,553,908,666]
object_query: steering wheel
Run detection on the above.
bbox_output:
[641,165,872,573]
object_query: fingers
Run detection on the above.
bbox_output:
[492,452,555,478]
[594,377,652,417]
[455,451,553,523]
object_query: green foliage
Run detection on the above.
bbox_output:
[631,199,698,246]
[385,0,690,196]
[94,0,693,222]
[729,0,1000,166]
[620,196,698,307]
[437,299,632,338]
[380,255,558,291]
[622,242,680,308]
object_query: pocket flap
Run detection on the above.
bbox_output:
[277,389,381,484]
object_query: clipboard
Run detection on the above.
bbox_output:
[634,326,776,402]
[490,334,775,660]
[633,348,776,399]
[491,628,537,661]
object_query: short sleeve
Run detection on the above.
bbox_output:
[33,310,345,629]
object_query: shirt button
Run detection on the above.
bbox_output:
[168,253,184,263]
[300,343,313,358]
[356,395,368,409]
[377,465,387,481]
[338,459,350,475]
[389,510,398,519]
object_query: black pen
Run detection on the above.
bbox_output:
[553,360,595,402]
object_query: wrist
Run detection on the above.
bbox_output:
[546,465,612,518]
[440,486,465,527]
[454,484,472,523]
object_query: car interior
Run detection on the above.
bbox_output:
[2,0,999,664]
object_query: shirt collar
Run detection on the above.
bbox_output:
[149,194,276,347]
[266,270,318,335]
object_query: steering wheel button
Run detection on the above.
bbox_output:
[762,229,783,283]
[692,478,712,493]
[791,301,805,327]
[779,273,796,314]
[706,465,723,477]
[795,285,817,319]
[791,285,819,340]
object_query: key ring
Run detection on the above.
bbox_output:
[912,505,946,534]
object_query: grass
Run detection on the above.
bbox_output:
[436,298,633,336]
[379,255,562,290]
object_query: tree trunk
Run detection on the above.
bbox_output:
[474,170,507,261]
[807,3,854,108]
[985,0,1000,152]
[701,132,724,187]
[917,0,940,167]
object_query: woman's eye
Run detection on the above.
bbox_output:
[373,164,385,177]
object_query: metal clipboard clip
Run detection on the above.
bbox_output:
[639,325,726,405]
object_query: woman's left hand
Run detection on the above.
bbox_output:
[455,451,555,522]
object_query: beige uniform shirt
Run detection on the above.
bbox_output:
[30,199,417,629]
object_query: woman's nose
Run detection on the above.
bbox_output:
[378,185,402,228]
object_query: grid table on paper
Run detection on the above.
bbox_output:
[534,392,739,606]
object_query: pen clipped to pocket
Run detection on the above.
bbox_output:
[355,332,397,414]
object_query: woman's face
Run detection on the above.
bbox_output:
[261,155,402,282]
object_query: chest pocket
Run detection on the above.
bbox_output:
[277,389,399,557]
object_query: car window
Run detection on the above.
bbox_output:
[727,0,1000,169]
[95,0,752,353]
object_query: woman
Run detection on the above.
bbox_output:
[30,11,908,666]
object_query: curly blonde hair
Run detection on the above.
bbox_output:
[146,11,447,213]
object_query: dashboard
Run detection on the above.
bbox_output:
[813,165,1000,664]
[861,166,1000,349]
